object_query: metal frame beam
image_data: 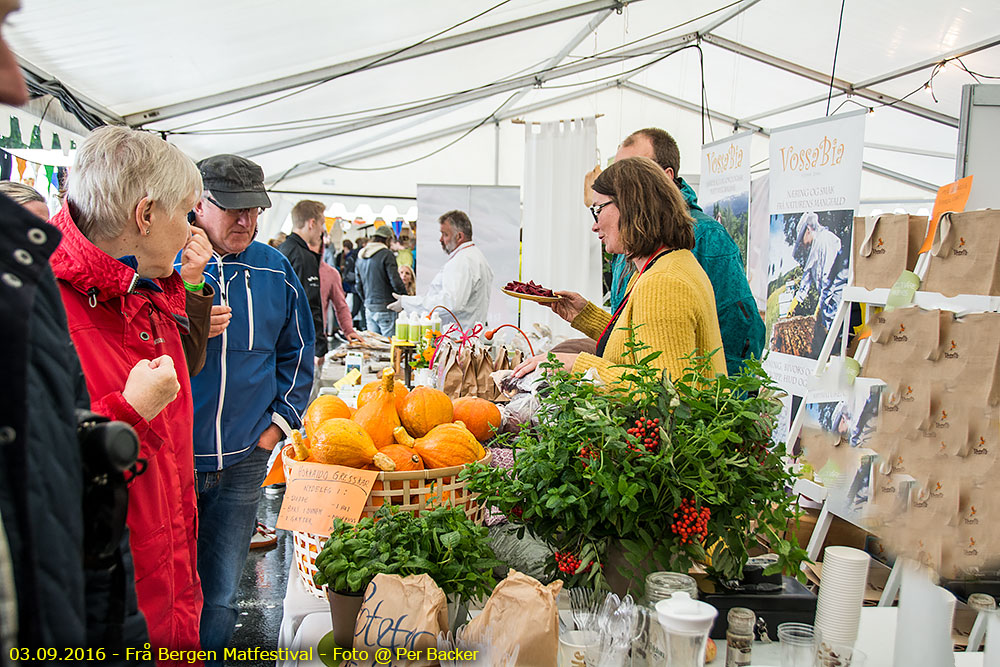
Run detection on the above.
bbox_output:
[738,36,1000,125]
[244,31,697,157]
[701,33,959,127]
[16,55,124,125]
[264,81,622,184]
[492,7,614,119]
[861,162,938,192]
[625,83,940,192]
[124,0,643,127]
[623,81,768,134]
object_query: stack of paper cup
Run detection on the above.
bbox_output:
[814,546,870,644]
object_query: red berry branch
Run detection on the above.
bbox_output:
[554,551,597,575]
[626,416,661,453]
[670,498,711,545]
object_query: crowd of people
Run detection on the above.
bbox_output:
[0,1,764,659]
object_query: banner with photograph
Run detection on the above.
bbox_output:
[763,110,866,397]
[699,131,752,267]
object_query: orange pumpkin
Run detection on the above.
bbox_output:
[393,421,484,469]
[452,397,502,441]
[399,386,454,437]
[352,368,401,448]
[310,418,395,471]
[304,395,351,436]
[367,445,424,508]
[358,378,409,414]
[378,444,424,471]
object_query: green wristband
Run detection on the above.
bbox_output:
[183,278,205,293]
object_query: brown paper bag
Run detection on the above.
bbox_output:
[935,312,1000,405]
[852,214,928,289]
[922,210,1000,296]
[862,307,943,381]
[351,573,448,667]
[464,570,562,667]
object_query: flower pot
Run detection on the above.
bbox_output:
[605,540,657,598]
[327,588,364,649]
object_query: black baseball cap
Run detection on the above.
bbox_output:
[197,154,272,210]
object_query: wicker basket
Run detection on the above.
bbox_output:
[281,445,492,599]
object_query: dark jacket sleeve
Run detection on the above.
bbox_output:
[181,284,214,377]
[384,251,407,297]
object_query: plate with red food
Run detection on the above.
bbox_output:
[501,280,563,303]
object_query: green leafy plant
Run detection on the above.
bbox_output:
[461,329,808,595]
[312,505,504,605]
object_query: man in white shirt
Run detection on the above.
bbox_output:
[389,210,494,330]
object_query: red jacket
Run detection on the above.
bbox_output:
[49,205,202,654]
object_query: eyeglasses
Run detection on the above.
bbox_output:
[207,196,263,218]
[589,200,614,222]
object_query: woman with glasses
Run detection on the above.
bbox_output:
[513,156,726,382]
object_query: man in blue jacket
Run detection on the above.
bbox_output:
[612,128,765,375]
[186,154,314,659]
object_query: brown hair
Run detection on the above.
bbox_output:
[591,156,693,258]
[291,199,326,228]
[622,127,680,175]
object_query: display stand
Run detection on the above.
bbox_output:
[790,284,1000,608]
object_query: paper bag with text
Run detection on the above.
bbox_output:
[852,214,928,290]
[922,209,1000,296]
[933,311,1000,405]
[464,570,562,667]
[350,573,448,667]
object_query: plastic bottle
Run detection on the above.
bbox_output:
[429,313,442,336]
[395,312,409,342]
[408,312,421,343]
[655,592,718,667]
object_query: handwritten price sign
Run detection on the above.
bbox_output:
[275,461,378,535]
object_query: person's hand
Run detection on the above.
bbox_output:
[548,291,588,323]
[387,295,403,313]
[256,424,285,452]
[346,331,363,342]
[209,305,232,337]
[512,352,578,378]
[122,355,181,422]
[179,226,213,286]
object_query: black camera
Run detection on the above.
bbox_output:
[78,410,141,568]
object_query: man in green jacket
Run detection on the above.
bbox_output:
[611,128,764,375]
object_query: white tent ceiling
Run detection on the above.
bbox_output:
[6,0,999,213]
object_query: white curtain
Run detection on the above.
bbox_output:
[522,118,602,343]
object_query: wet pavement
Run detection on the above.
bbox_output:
[226,487,291,666]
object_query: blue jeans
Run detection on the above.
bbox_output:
[366,309,396,337]
[196,445,271,658]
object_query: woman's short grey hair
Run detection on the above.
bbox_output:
[68,126,202,241]
[0,181,45,205]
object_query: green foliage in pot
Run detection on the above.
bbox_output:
[312,504,504,605]
[462,331,808,595]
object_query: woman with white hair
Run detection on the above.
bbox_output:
[48,125,213,657]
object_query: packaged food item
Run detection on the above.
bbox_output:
[464,570,562,666]
[351,573,448,667]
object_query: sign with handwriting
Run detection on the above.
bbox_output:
[276,460,378,535]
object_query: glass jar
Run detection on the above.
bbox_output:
[631,573,699,666]
[725,607,755,667]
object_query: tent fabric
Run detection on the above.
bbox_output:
[4,1,997,214]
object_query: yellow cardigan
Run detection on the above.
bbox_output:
[570,249,726,384]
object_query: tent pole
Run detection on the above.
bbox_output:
[494,121,501,186]
[702,33,958,127]
[263,82,622,184]
[124,0,649,128]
